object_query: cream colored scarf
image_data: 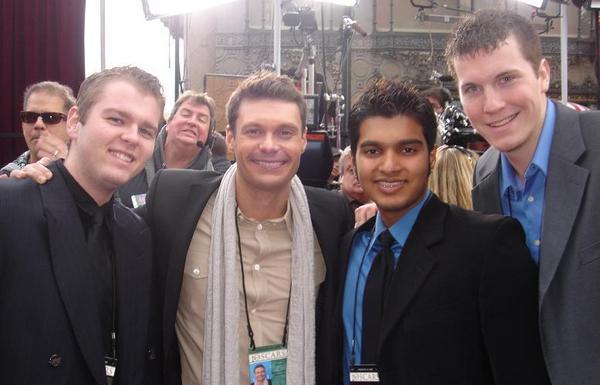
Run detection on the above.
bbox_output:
[203,163,316,385]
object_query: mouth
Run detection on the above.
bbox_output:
[488,112,519,128]
[376,180,406,192]
[109,149,134,164]
[252,159,287,170]
[179,128,198,138]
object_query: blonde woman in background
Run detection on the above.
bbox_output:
[429,145,479,209]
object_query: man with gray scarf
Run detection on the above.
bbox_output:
[117,91,217,208]
[139,71,353,385]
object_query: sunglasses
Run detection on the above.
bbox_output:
[20,111,67,125]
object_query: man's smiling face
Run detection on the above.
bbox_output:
[453,34,550,160]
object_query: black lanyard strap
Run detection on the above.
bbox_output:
[235,206,292,351]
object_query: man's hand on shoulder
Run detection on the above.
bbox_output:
[10,157,54,184]
[354,201,377,228]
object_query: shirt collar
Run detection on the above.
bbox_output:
[371,190,431,249]
[56,160,112,219]
[237,199,293,234]
[500,99,555,194]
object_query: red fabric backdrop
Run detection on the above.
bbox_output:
[0,0,85,165]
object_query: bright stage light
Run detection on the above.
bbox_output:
[313,0,358,7]
[516,0,546,7]
[141,0,238,20]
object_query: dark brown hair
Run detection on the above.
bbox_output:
[445,8,542,76]
[226,71,306,132]
[348,79,437,155]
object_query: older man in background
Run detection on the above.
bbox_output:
[1,81,75,177]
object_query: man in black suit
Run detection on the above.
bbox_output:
[139,71,353,385]
[0,66,164,385]
[331,79,549,384]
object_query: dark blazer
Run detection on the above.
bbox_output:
[472,101,600,385]
[0,163,161,385]
[138,169,354,385]
[325,194,549,385]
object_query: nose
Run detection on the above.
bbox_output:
[482,88,505,114]
[380,150,400,173]
[33,116,46,130]
[121,124,140,145]
[259,133,277,152]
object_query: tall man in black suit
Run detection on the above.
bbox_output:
[331,79,549,384]
[139,71,353,385]
[446,9,600,385]
[0,66,165,385]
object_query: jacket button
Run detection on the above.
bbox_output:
[48,354,62,368]
[146,347,157,360]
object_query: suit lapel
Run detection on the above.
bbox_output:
[163,181,219,357]
[40,170,106,385]
[112,203,152,382]
[378,196,445,349]
[539,103,588,300]
[472,150,502,214]
[335,218,376,362]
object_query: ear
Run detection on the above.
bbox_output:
[66,106,81,141]
[429,146,437,173]
[353,152,363,184]
[301,127,308,153]
[538,58,551,94]
[225,125,235,152]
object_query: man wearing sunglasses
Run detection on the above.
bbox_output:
[1,81,75,177]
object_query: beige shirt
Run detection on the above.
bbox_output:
[176,192,326,385]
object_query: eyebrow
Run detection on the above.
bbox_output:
[359,138,424,147]
[104,108,159,132]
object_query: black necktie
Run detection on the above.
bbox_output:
[87,210,113,356]
[362,230,395,363]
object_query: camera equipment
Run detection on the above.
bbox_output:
[440,104,488,153]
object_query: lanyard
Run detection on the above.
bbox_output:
[235,206,292,351]
[350,230,374,366]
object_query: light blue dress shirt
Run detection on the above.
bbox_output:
[499,100,556,264]
[342,190,431,385]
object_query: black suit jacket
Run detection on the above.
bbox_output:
[0,163,161,385]
[325,195,549,385]
[138,169,354,385]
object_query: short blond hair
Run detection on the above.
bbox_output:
[77,66,165,124]
[429,145,479,209]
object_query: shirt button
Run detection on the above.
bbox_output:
[534,239,541,246]
[257,224,263,231]
[251,308,257,314]
[254,264,260,271]
[48,354,63,368]
[527,196,535,203]
[192,268,200,276]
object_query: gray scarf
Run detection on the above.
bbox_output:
[202,163,316,385]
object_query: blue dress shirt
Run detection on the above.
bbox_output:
[342,190,431,384]
[499,100,555,265]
